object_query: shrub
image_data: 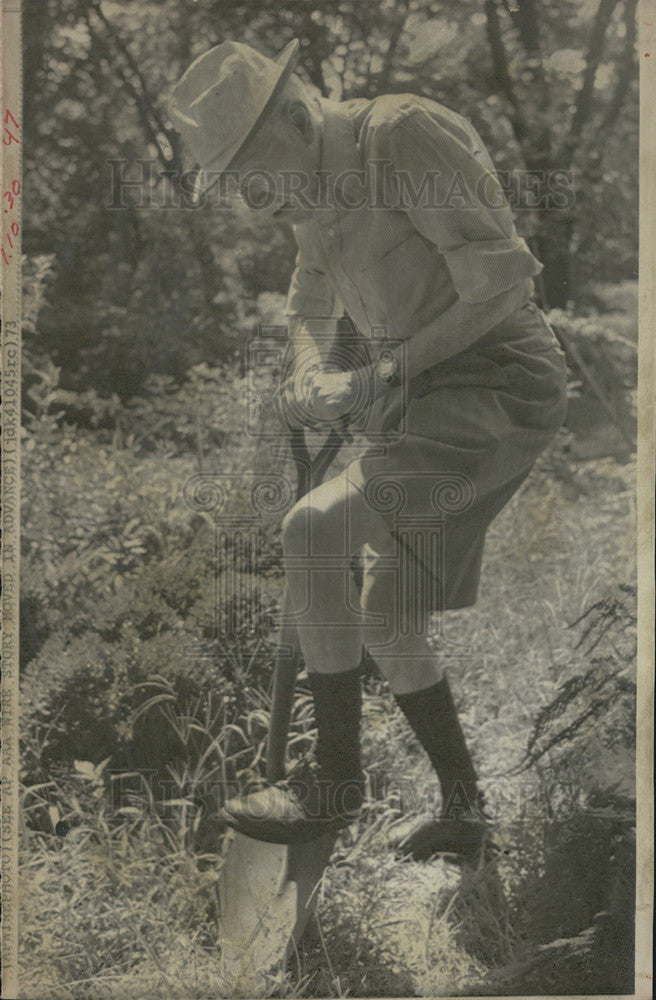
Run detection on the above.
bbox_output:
[20,347,291,833]
[546,302,637,459]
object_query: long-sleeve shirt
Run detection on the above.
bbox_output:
[285,94,541,345]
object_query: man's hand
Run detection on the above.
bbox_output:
[276,365,362,427]
[302,367,361,423]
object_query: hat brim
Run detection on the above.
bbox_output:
[191,38,300,204]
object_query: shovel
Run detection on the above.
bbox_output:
[217,424,347,992]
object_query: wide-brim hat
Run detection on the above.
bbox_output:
[169,38,300,203]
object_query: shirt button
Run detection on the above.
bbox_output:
[327,226,336,237]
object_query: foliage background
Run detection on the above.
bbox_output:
[22,0,638,396]
[17,1,638,997]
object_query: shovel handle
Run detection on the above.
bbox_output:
[288,423,350,502]
[266,622,303,782]
[265,426,345,782]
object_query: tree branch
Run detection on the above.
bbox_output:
[503,0,540,54]
[594,0,638,140]
[87,1,184,176]
[558,0,621,164]
[502,0,552,162]
[377,10,407,92]
[184,216,224,310]
[86,2,226,310]
[295,20,329,95]
[484,0,530,145]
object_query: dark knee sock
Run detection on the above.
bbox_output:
[306,668,364,814]
[394,676,482,819]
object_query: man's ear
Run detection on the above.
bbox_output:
[286,100,313,145]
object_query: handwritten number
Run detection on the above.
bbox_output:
[2,181,20,209]
[10,221,19,237]
[4,109,19,129]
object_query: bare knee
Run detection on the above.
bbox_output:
[281,502,312,556]
[372,651,443,694]
[282,500,344,557]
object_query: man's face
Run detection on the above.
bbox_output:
[227,104,321,223]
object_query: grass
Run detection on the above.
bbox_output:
[18,427,636,998]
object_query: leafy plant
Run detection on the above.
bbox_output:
[519,583,636,781]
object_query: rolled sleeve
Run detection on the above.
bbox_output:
[442,237,541,304]
[383,109,542,303]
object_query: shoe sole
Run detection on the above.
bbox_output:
[390,817,494,865]
[222,812,351,845]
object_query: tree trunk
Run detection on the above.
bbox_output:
[533,211,575,308]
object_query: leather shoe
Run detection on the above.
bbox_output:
[387,812,496,867]
[221,776,364,845]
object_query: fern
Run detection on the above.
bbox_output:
[519,585,636,772]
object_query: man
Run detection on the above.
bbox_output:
[169,38,567,864]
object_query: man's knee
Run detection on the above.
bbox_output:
[282,499,342,555]
[369,652,444,694]
[282,476,390,558]
[281,501,312,555]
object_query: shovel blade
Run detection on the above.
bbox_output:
[217,831,297,989]
[217,830,338,990]
[286,831,338,937]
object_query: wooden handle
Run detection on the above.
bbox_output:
[265,428,345,782]
[266,622,302,782]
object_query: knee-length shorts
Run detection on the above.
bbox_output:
[339,299,568,611]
